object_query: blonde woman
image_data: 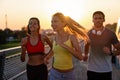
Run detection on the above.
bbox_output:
[45,12,89,80]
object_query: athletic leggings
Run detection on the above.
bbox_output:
[26,63,48,80]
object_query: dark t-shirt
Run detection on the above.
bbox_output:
[88,28,119,72]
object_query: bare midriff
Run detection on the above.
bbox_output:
[27,54,45,65]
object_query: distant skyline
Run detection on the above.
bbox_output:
[0,0,120,30]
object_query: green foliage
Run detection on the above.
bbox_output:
[0,29,7,44]
[0,41,20,50]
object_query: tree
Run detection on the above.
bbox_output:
[105,23,117,32]
[0,29,7,44]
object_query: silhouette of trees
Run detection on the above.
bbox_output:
[0,29,7,44]
[105,23,117,32]
[0,23,117,45]
[0,26,26,44]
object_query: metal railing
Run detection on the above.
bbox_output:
[0,46,52,80]
[0,46,21,80]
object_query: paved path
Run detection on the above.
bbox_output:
[73,57,120,80]
[15,56,120,80]
[4,54,27,80]
[6,46,120,80]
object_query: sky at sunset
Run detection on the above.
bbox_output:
[0,0,120,30]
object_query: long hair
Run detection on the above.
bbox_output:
[27,17,40,35]
[52,12,89,43]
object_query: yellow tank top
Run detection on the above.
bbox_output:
[53,39,73,70]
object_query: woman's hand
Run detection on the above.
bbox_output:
[20,54,25,62]
[44,50,54,64]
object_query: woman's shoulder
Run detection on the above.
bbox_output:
[22,36,28,41]
[21,36,28,45]
[40,33,48,39]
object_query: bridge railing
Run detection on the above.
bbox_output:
[0,46,21,80]
[0,46,52,80]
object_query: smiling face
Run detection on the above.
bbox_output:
[29,19,39,31]
[27,17,40,34]
[51,14,66,32]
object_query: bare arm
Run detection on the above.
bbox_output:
[42,34,53,64]
[44,50,54,64]
[42,34,53,54]
[20,37,27,62]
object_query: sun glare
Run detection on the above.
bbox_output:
[45,0,86,21]
[118,18,120,26]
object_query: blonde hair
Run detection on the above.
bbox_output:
[52,12,89,43]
